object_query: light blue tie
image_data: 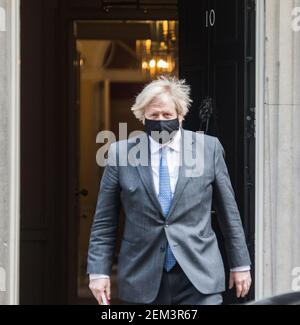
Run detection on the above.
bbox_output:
[159,146,177,272]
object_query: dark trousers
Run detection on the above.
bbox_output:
[123,262,223,305]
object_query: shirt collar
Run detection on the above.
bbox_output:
[149,128,182,153]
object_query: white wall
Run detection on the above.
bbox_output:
[256,0,300,299]
[0,0,20,305]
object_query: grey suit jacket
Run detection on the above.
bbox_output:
[87,128,251,304]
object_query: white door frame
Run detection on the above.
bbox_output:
[5,0,20,305]
[2,0,266,305]
[255,0,265,301]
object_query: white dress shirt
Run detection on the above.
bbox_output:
[149,128,182,197]
[90,129,250,280]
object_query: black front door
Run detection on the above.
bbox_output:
[178,0,256,303]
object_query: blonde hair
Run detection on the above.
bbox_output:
[131,75,193,121]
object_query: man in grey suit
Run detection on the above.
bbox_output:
[88,76,252,305]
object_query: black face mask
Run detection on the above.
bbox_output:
[144,118,180,144]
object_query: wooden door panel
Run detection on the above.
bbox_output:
[178,0,209,67]
[179,0,255,304]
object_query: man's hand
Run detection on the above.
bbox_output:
[229,271,252,298]
[89,278,111,305]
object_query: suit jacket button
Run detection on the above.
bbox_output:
[160,246,165,252]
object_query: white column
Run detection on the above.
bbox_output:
[256,0,300,299]
[0,0,20,305]
[255,0,266,300]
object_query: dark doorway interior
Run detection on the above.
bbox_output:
[74,19,179,304]
[20,0,178,305]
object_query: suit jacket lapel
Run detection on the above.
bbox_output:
[130,134,164,216]
[165,128,195,219]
